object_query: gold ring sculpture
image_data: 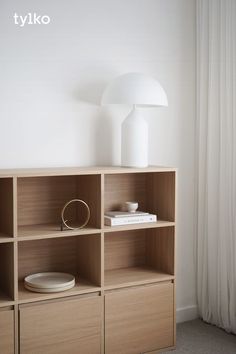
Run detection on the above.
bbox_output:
[61,199,90,230]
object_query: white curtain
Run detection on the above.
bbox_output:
[196,0,236,333]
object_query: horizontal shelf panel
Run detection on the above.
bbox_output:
[104,220,175,233]
[0,234,14,243]
[17,224,101,240]
[18,278,101,304]
[104,266,174,290]
[0,166,177,178]
[0,290,14,307]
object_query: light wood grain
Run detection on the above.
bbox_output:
[18,237,77,281]
[77,234,101,286]
[0,290,14,308]
[17,223,100,240]
[104,220,175,232]
[147,172,176,222]
[146,227,175,275]
[77,174,101,228]
[0,243,14,300]
[104,266,174,290]
[17,176,77,227]
[20,295,102,354]
[105,230,146,271]
[0,178,14,237]
[17,175,102,231]
[0,166,177,178]
[0,166,176,354]
[104,173,147,212]
[0,236,14,243]
[18,235,101,287]
[105,283,174,354]
[0,308,14,354]
[104,228,174,288]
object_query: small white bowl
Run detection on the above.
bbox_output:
[124,202,138,213]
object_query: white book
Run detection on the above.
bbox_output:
[104,214,157,226]
[105,211,149,218]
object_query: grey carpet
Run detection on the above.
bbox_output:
[161,319,236,354]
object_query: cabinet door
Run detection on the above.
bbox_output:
[105,282,174,354]
[0,308,14,354]
[20,295,102,354]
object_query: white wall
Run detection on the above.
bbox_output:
[0,0,197,321]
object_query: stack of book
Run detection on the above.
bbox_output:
[104,211,157,226]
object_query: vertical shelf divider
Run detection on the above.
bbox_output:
[13,176,19,354]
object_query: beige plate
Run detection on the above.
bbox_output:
[24,272,75,289]
[24,282,75,293]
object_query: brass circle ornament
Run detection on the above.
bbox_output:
[61,199,90,230]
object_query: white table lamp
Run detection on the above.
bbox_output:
[101,73,168,167]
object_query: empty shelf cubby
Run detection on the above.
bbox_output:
[104,227,174,289]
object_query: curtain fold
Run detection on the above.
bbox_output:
[196,0,236,333]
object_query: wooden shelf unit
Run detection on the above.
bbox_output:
[0,166,177,354]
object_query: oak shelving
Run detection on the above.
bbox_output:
[17,223,100,240]
[104,227,174,289]
[0,243,14,307]
[0,178,14,240]
[17,174,102,237]
[17,234,101,303]
[0,166,176,354]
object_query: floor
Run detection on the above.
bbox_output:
[161,319,236,354]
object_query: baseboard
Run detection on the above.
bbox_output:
[176,305,198,323]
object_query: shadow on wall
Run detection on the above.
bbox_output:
[73,83,120,166]
[71,79,122,166]
[72,79,106,107]
[93,109,116,165]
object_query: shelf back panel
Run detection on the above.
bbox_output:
[0,244,14,299]
[104,173,147,213]
[0,178,14,237]
[105,230,146,271]
[18,237,78,281]
[18,176,77,227]
[146,227,175,275]
[18,235,102,286]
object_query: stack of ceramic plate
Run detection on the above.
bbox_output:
[24,272,75,293]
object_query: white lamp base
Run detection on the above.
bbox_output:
[121,107,148,168]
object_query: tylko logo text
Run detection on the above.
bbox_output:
[13,13,51,27]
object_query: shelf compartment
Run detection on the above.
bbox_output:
[17,174,102,237]
[104,172,176,222]
[0,178,14,238]
[18,234,101,302]
[104,227,174,289]
[0,243,14,305]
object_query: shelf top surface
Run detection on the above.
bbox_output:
[0,165,177,178]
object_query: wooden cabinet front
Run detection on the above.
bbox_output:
[105,282,174,354]
[20,295,102,354]
[0,308,14,354]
